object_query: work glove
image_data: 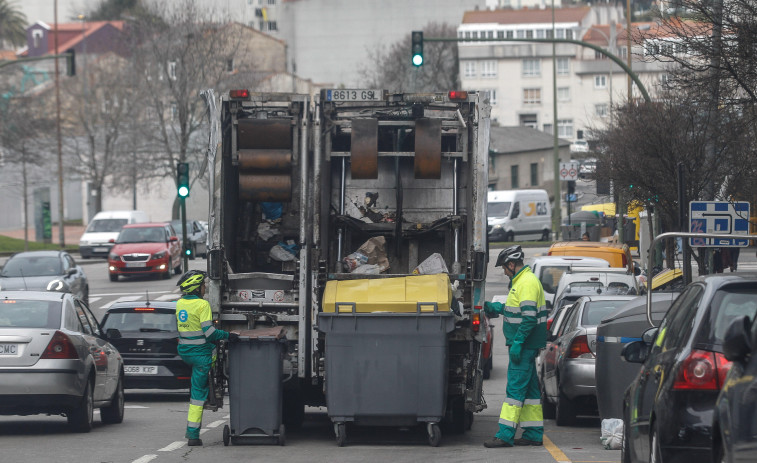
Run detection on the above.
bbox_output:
[509,342,522,364]
[483,301,500,318]
[228,332,240,342]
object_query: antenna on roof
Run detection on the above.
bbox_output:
[145,290,151,306]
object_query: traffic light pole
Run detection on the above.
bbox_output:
[181,197,189,273]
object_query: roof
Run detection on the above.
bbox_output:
[10,251,66,258]
[489,126,570,154]
[123,223,169,228]
[55,21,125,54]
[0,291,66,302]
[106,301,177,311]
[462,6,591,25]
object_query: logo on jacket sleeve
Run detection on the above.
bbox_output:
[178,309,188,322]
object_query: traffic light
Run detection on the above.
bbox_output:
[65,48,76,76]
[411,31,423,67]
[177,162,189,198]
[185,246,192,258]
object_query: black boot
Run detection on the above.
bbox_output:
[188,438,203,446]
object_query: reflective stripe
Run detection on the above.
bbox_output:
[203,326,216,337]
[201,320,213,328]
[504,317,521,324]
[187,420,201,429]
[524,399,541,406]
[520,300,536,307]
[505,306,520,315]
[179,338,206,345]
[537,316,547,323]
[520,420,544,428]
[190,399,204,406]
[522,309,537,317]
[504,397,523,407]
[179,330,204,337]
[499,418,516,427]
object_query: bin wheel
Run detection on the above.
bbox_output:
[223,425,230,446]
[278,424,286,446]
[427,422,441,447]
[335,422,346,447]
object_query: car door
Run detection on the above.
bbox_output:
[167,225,181,263]
[545,303,578,397]
[628,284,704,459]
[62,253,83,299]
[82,301,120,399]
[555,301,583,385]
[73,300,109,401]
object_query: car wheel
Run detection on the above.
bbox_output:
[189,243,196,260]
[541,372,556,420]
[174,259,182,275]
[541,230,550,242]
[163,259,172,280]
[109,273,118,282]
[621,407,631,463]
[649,424,662,463]
[101,374,125,424]
[555,388,576,426]
[505,231,515,242]
[483,355,492,380]
[68,379,94,433]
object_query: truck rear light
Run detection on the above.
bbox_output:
[567,335,594,359]
[673,350,732,390]
[41,331,79,360]
[448,91,468,100]
[229,89,250,99]
[472,306,481,332]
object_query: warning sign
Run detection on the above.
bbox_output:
[559,162,579,181]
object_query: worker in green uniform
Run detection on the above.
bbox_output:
[483,245,548,448]
[175,270,238,446]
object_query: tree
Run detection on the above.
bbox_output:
[0,0,27,48]
[358,23,460,93]
[85,0,150,21]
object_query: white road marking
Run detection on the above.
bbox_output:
[199,428,209,435]
[99,295,144,310]
[91,291,172,297]
[223,414,230,419]
[131,456,157,463]
[125,405,149,409]
[88,297,102,304]
[207,420,225,428]
[158,441,186,452]
[156,294,179,301]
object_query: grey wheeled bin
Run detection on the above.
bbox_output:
[317,303,456,447]
[223,326,287,446]
[595,292,678,421]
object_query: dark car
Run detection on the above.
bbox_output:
[621,274,757,463]
[0,250,89,303]
[0,291,124,431]
[712,315,757,463]
[170,219,208,259]
[101,300,190,389]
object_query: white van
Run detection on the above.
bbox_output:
[79,210,149,258]
[487,189,551,242]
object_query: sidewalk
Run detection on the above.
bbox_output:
[0,225,86,247]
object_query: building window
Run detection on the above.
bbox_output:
[530,163,538,186]
[620,47,628,58]
[595,104,609,117]
[226,59,234,72]
[483,89,497,105]
[171,103,178,121]
[556,57,569,75]
[526,30,534,38]
[566,29,574,40]
[497,30,504,39]
[472,31,479,39]
[536,29,545,38]
[481,60,497,78]
[595,49,608,59]
[660,74,670,86]
[675,42,688,54]
[465,31,471,40]
[557,119,574,138]
[546,29,554,39]
[511,165,519,189]
[268,0,276,4]
[556,29,565,39]
[32,30,43,48]
[594,75,607,89]
[543,123,553,134]
[463,61,476,78]
[520,114,537,128]
[269,21,277,31]
[506,30,514,39]
[517,30,526,38]
[557,86,570,101]
[167,61,177,80]
[522,58,540,77]
[487,30,494,39]
[523,88,541,105]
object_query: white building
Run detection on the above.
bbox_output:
[458,6,669,141]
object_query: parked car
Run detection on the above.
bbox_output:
[712,315,757,463]
[170,219,208,259]
[541,294,637,425]
[0,291,124,431]
[570,140,589,153]
[79,210,149,258]
[537,300,576,419]
[548,241,634,273]
[552,267,639,311]
[527,256,610,309]
[621,274,757,463]
[579,157,596,178]
[0,250,89,303]
[107,223,182,282]
[101,300,190,389]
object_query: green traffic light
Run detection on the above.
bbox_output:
[412,54,423,66]
[411,31,423,67]
[185,249,191,256]
[178,186,189,197]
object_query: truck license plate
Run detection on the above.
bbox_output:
[325,89,383,102]
[124,365,158,375]
[0,343,18,355]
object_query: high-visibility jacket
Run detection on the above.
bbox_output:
[176,295,228,356]
[487,265,548,350]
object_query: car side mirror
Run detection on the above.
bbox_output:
[105,328,122,339]
[723,315,752,363]
[621,340,649,364]
[642,326,659,345]
[67,268,77,276]
[170,236,179,242]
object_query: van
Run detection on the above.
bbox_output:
[78,210,150,258]
[487,189,551,242]
[547,241,633,273]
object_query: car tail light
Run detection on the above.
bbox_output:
[134,307,155,311]
[176,376,190,380]
[448,90,468,100]
[229,89,250,99]
[472,306,481,332]
[673,349,732,390]
[567,335,594,359]
[41,331,79,360]
[547,315,555,331]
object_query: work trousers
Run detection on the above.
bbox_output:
[495,347,544,444]
[181,352,213,439]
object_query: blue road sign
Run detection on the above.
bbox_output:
[689,201,750,247]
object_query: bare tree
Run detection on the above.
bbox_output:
[358,23,460,92]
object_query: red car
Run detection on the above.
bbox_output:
[107,223,182,281]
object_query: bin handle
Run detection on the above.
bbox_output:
[335,302,356,314]
[417,302,438,313]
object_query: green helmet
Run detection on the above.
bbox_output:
[177,270,207,294]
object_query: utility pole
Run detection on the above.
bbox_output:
[626,0,633,102]
[54,0,66,247]
[551,0,561,241]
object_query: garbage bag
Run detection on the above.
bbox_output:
[412,253,449,275]
[270,241,298,262]
[600,418,624,450]
[261,202,282,221]
[257,222,277,241]
[343,236,389,273]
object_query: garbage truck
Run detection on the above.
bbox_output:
[204,88,491,443]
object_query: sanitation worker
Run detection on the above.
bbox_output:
[175,270,238,446]
[483,245,548,448]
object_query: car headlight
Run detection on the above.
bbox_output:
[493,224,502,229]
[153,251,167,259]
[47,279,67,292]
[108,253,120,260]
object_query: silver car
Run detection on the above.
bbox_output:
[540,294,637,426]
[0,291,124,432]
[0,251,89,303]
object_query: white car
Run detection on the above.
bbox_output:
[579,158,597,179]
[570,140,589,153]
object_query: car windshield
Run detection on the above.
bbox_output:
[170,221,183,233]
[117,227,165,244]
[582,299,634,326]
[102,311,177,332]
[705,286,757,345]
[1,256,62,277]
[488,201,511,217]
[539,266,569,294]
[86,218,128,233]
[0,300,62,328]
